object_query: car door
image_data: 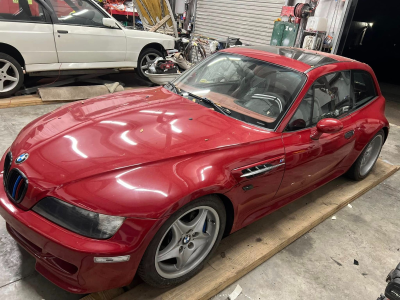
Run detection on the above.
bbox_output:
[275,70,357,200]
[45,0,126,63]
[0,0,58,65]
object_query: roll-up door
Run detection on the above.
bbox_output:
[194,0,286,45]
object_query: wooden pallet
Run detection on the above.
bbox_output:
[0,87,140,109]
[96,159,398,300]
[0,94,62,109]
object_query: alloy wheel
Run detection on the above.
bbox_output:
[155,206,220,279]
[140,53,160,73]
[360,134,383,176]
[0,59,19,93]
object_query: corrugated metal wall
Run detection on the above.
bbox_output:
[194,0,286,45]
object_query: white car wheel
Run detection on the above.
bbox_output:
[0,53,24,98]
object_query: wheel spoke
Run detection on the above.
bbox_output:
[191,209,209,233]
[1,62,10,72]
[176,247,194,270]
[157,245,180,263]
[145,55,151,63]
[141,65,148,70]
[174,219,192,234]
[0,80,3,91]
[5,75,17,82]
[193,233,210,248]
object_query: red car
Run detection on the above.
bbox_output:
[0,46,388,293]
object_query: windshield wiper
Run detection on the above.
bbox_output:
[165,82,181,95]
[182,91,231,117]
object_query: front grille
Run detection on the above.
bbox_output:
[3,153,28,203]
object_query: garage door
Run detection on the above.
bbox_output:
[194,0,286,46]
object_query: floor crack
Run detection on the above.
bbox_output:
[0,273,35,289]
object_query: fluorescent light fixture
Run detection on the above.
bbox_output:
[115,168,141,179]
[208,57,227,66]
[170,119,182,133]
[73,9,89,16]
[191,89,210,95]
[100,120,127,126]
[121,131,137,146]
[64,135,88,158]
[116,179,168,197]
[140,110,174,115]
[200,166,212,181]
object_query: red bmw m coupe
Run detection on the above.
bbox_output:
[0,46,388,293]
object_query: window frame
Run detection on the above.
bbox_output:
[43,0,122,30]
[351,69,378,109]
[285,70,353,133]
[285,68,380,133]
[0,0,52,24]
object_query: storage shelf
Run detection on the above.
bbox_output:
[106,8,138,17]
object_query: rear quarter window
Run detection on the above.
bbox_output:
[352,70,377,107]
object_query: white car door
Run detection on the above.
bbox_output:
[46,0,127,63]
[0,0,58,65]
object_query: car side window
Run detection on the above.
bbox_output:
[352,70,377,107]
[47,0,106,27]
[0,0,47,23]
[287,71,351,131]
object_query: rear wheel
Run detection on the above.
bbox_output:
[137,48,163,80]
[347,130,384,180]
[0,53,24,98]
[138,195,226,288]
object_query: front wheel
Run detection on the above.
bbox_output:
[0,53,24,98]
[138,195,226,288]
[136,48,163,80]
[347,130,384,180]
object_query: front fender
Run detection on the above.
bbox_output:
[51,153,237,219]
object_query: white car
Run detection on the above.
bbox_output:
[0,0,176,97]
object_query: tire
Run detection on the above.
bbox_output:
[347,130,384,181]
[0,53,24,98]
[138,195,226,288]
[136,48,163,80]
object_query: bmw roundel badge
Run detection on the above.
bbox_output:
[15,153,29,164]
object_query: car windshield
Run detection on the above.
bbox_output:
[174,52,306,129]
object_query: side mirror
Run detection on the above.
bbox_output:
[103,18,118,28]
[310,118,343,140]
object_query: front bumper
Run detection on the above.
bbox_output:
[0,175,159,293]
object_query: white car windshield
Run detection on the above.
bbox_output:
[174,52,306,129]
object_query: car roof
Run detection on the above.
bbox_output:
[223,45,355,73]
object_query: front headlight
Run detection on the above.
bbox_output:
[33,197,125,239]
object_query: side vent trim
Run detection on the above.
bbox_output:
[240,163,285,178]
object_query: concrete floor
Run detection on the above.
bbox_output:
[0,85,398,300]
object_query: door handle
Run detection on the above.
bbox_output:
[57,30,68,34]
[344,130,355,139]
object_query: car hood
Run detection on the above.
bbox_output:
[10,87,271,188]
[124,28,175,41]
